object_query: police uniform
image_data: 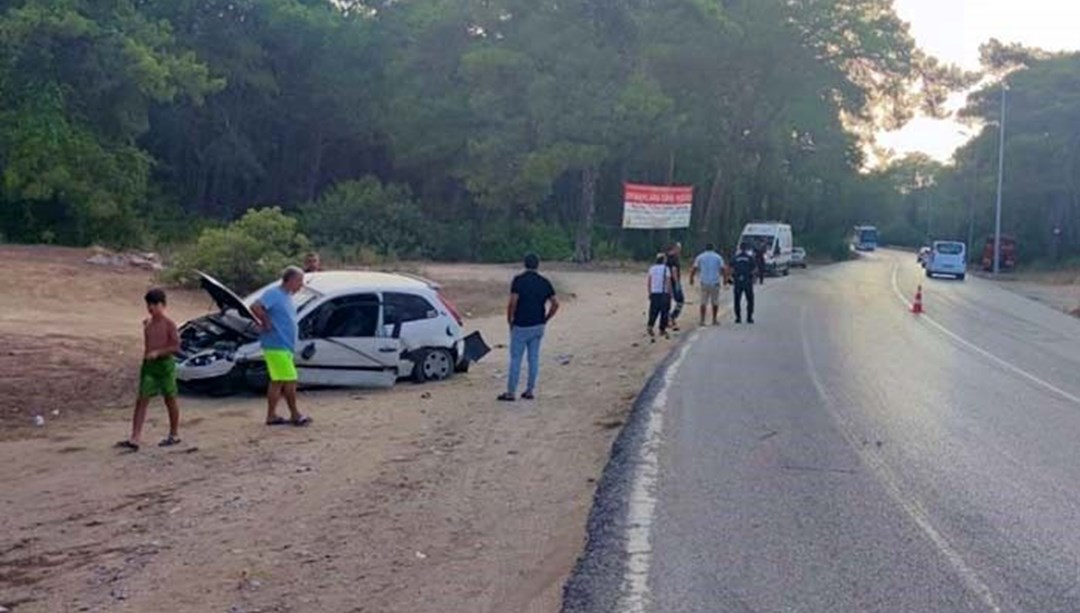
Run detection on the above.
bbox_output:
[730,249,757,323]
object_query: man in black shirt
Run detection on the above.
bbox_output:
[731,242,758,324]
[753,242,766,285]
[499,253,560,402]
[666,242,685,331]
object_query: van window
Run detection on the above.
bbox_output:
[935,243,964,255]
[743,235,774,250]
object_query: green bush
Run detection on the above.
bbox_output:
[165,207,311,293]
[301,177,426,260]
[827,238,854,262]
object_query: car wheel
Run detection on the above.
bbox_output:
[413,348,454,383]
[455,358,470,374]
[925,269,933,278]
[957,273,966,281]
[243,362,270,393]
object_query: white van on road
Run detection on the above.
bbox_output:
[926,241,967,280]
[739,222,794,276]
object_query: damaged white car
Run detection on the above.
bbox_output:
[176,271,488,393]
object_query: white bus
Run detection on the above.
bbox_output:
[852,225,879,251]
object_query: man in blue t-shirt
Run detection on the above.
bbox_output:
[498,253,560,402]
[690,243,725,326]
[251,266,311,427]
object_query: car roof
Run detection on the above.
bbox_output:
[303,271,438,295]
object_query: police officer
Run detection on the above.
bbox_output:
[731,242,758,324]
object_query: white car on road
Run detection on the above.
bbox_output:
[791,247,807,269]
[176,271,481,393]
[925,241,967,280]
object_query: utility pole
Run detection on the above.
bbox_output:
[926,188,932,242]
[993,83,1008,274]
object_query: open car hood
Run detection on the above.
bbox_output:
[198,271,256,321]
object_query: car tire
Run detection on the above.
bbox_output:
[957,273,966,281]
[243,362,270,393]
[413,348,454,383]
[925,269,933,278]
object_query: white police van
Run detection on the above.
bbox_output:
[739,222,794,276]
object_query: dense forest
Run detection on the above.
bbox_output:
[868,41,1080,265]
[1,0,1073,267]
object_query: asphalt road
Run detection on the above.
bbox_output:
[564,250,1080,613]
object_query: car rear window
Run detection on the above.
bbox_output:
[384,292,437,324]
[935,243,964,255]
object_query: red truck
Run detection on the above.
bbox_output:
[981,235,1017,271]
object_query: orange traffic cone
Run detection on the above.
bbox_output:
[911,285,924,315]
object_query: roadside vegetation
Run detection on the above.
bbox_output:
[865,41,1080,265]
[1,0,974,286]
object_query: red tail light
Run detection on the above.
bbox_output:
[438,291,464,326]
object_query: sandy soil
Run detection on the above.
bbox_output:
[989,269,1080,316]
[0,247,677,613]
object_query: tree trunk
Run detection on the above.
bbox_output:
[700,164,725,244]
[574,166,598,263]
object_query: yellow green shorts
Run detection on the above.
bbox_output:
[139,357,178,398]
[264,349,298,382]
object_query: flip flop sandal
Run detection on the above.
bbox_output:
[521,392,535,400]
[115,440,139,452]
[159,436,182,447]
[291,415,313,427]
[497,393,516,402]
[266,416,290,426]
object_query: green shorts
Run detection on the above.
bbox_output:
[264,349,298,383]
[139,357,178,398]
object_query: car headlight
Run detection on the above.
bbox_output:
[188,352,230,368]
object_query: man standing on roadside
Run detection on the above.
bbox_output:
[647,253,673,341]
[689,243,725,326]
[499,253,559,402]
[666,242,685,332]
[303,252,322,274]
[754,241,767,285]
[731,242,758,324]
[251,266,312,426]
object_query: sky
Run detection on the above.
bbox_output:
[877,0,1080,163]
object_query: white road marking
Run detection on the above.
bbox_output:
[890,262,1080,406]
[618,331,699,613]
[799,307,1004,613]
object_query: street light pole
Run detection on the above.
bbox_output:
[993,83,1008,274]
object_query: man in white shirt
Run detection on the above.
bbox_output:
[690,243,725,326]
[646,253,673,340]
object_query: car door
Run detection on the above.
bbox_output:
[295,294,399,388]
[383,291,442,348]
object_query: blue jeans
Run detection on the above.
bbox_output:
[508,324,545,395]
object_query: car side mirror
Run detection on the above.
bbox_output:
[301,343,316,361]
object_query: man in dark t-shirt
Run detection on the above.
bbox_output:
[731,242,758,324]
[666,242,685,330]
[498,253,560,402]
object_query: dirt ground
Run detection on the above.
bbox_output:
[989,268,1080,316]
[0,246,677,613]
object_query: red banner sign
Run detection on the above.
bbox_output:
[622,183,693,229]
